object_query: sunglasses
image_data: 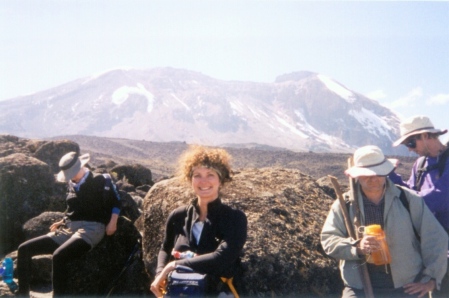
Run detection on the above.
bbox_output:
[404,136,419,149]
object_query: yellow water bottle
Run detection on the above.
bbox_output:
[364,224,391,265]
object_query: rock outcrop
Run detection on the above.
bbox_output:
[1,135,347,297]
[0,153,58,254]
[0,135,151,297]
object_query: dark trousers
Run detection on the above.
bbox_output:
[342,286,420,298]
[17,234,90,297]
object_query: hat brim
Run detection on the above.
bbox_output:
[393,129,448,147]
[345,159,395,178]
[56,153,90,182]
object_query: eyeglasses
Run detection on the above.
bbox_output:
[404,137,418,149]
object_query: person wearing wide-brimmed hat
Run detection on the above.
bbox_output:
[388,115,449,296]
[321,145,448,298]
[16,151,121,297]
[389,115,449,230]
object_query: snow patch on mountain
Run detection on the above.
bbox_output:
[293,109,340,146]
[171,93,190,110]
[112,84,154,112]
[229,100,243,114]
[275,114,308,138]
[317,74,356,103]
[349,107,393,139]
[294,110,320,135]
[71,102,80,112]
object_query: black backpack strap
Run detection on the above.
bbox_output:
[397,187,421,242]
[437,146,449,177]
[415,146,449,191]
[102,173,113,197]
[414,156,427,191]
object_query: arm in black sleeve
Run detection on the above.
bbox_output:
[178,209,247,276]
[156,207,187,275]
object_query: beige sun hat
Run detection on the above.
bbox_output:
[393,115,448,147]
[345,145,395,178]
[56,152,90,182]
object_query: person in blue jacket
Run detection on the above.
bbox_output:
[17,151,121,297]
[150,145,247,297]
[388,115,449,296]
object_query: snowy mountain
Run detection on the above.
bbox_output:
[0,67,404,154]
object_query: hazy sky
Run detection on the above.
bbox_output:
[1,0,448,142]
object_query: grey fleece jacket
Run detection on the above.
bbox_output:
[321,179,448,290]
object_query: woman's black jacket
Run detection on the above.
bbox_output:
[156,198,247,278]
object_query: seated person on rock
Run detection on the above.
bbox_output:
[150,145,247,297]
[17,151,121,297]
[321,145,448,298]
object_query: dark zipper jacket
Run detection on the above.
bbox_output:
[156,198,247,278]
[65,172,121,225]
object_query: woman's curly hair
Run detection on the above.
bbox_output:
[177,145,232,185]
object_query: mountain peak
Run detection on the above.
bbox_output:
[274,71,317,83]
[0,68,405,154]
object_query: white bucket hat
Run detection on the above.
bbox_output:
[393,115,447,147]
[345,145,395,178]
[56,151,90,182]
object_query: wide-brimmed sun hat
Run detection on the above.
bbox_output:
[56,151,90,182]
[393,115,447,147]
[345,145,395,178]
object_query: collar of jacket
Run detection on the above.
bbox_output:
[356,178,402,223]
[69,171,93,192]
[191,197,222,216]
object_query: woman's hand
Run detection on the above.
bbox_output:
[49,220,64,232]
[150,261,176,297]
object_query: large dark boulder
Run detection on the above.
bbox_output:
[111,164,153,187]
[22,211,65,240]
[119,191,143,224]
[0,135,46,158]
[142,167,342,297]
[0,154,56,254]
[64,216,149,296]
[33,140,80,174]
[0,135,153,297]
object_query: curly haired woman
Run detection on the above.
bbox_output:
[150,145,247,297]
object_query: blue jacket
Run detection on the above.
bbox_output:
[389,154,449,230]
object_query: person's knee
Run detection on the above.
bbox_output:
[52,248,65,264]
[53,238,90,264]
[18,242,30,257]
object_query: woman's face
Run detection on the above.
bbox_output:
[191,167,221,202]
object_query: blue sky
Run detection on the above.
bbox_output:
[1,0,448,142]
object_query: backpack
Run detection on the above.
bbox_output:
[101,173,121,211]
[397,187,420,242]
[414,144,449,191]
[165,265,208,297]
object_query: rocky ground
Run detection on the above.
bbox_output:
[1,134,417,297]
